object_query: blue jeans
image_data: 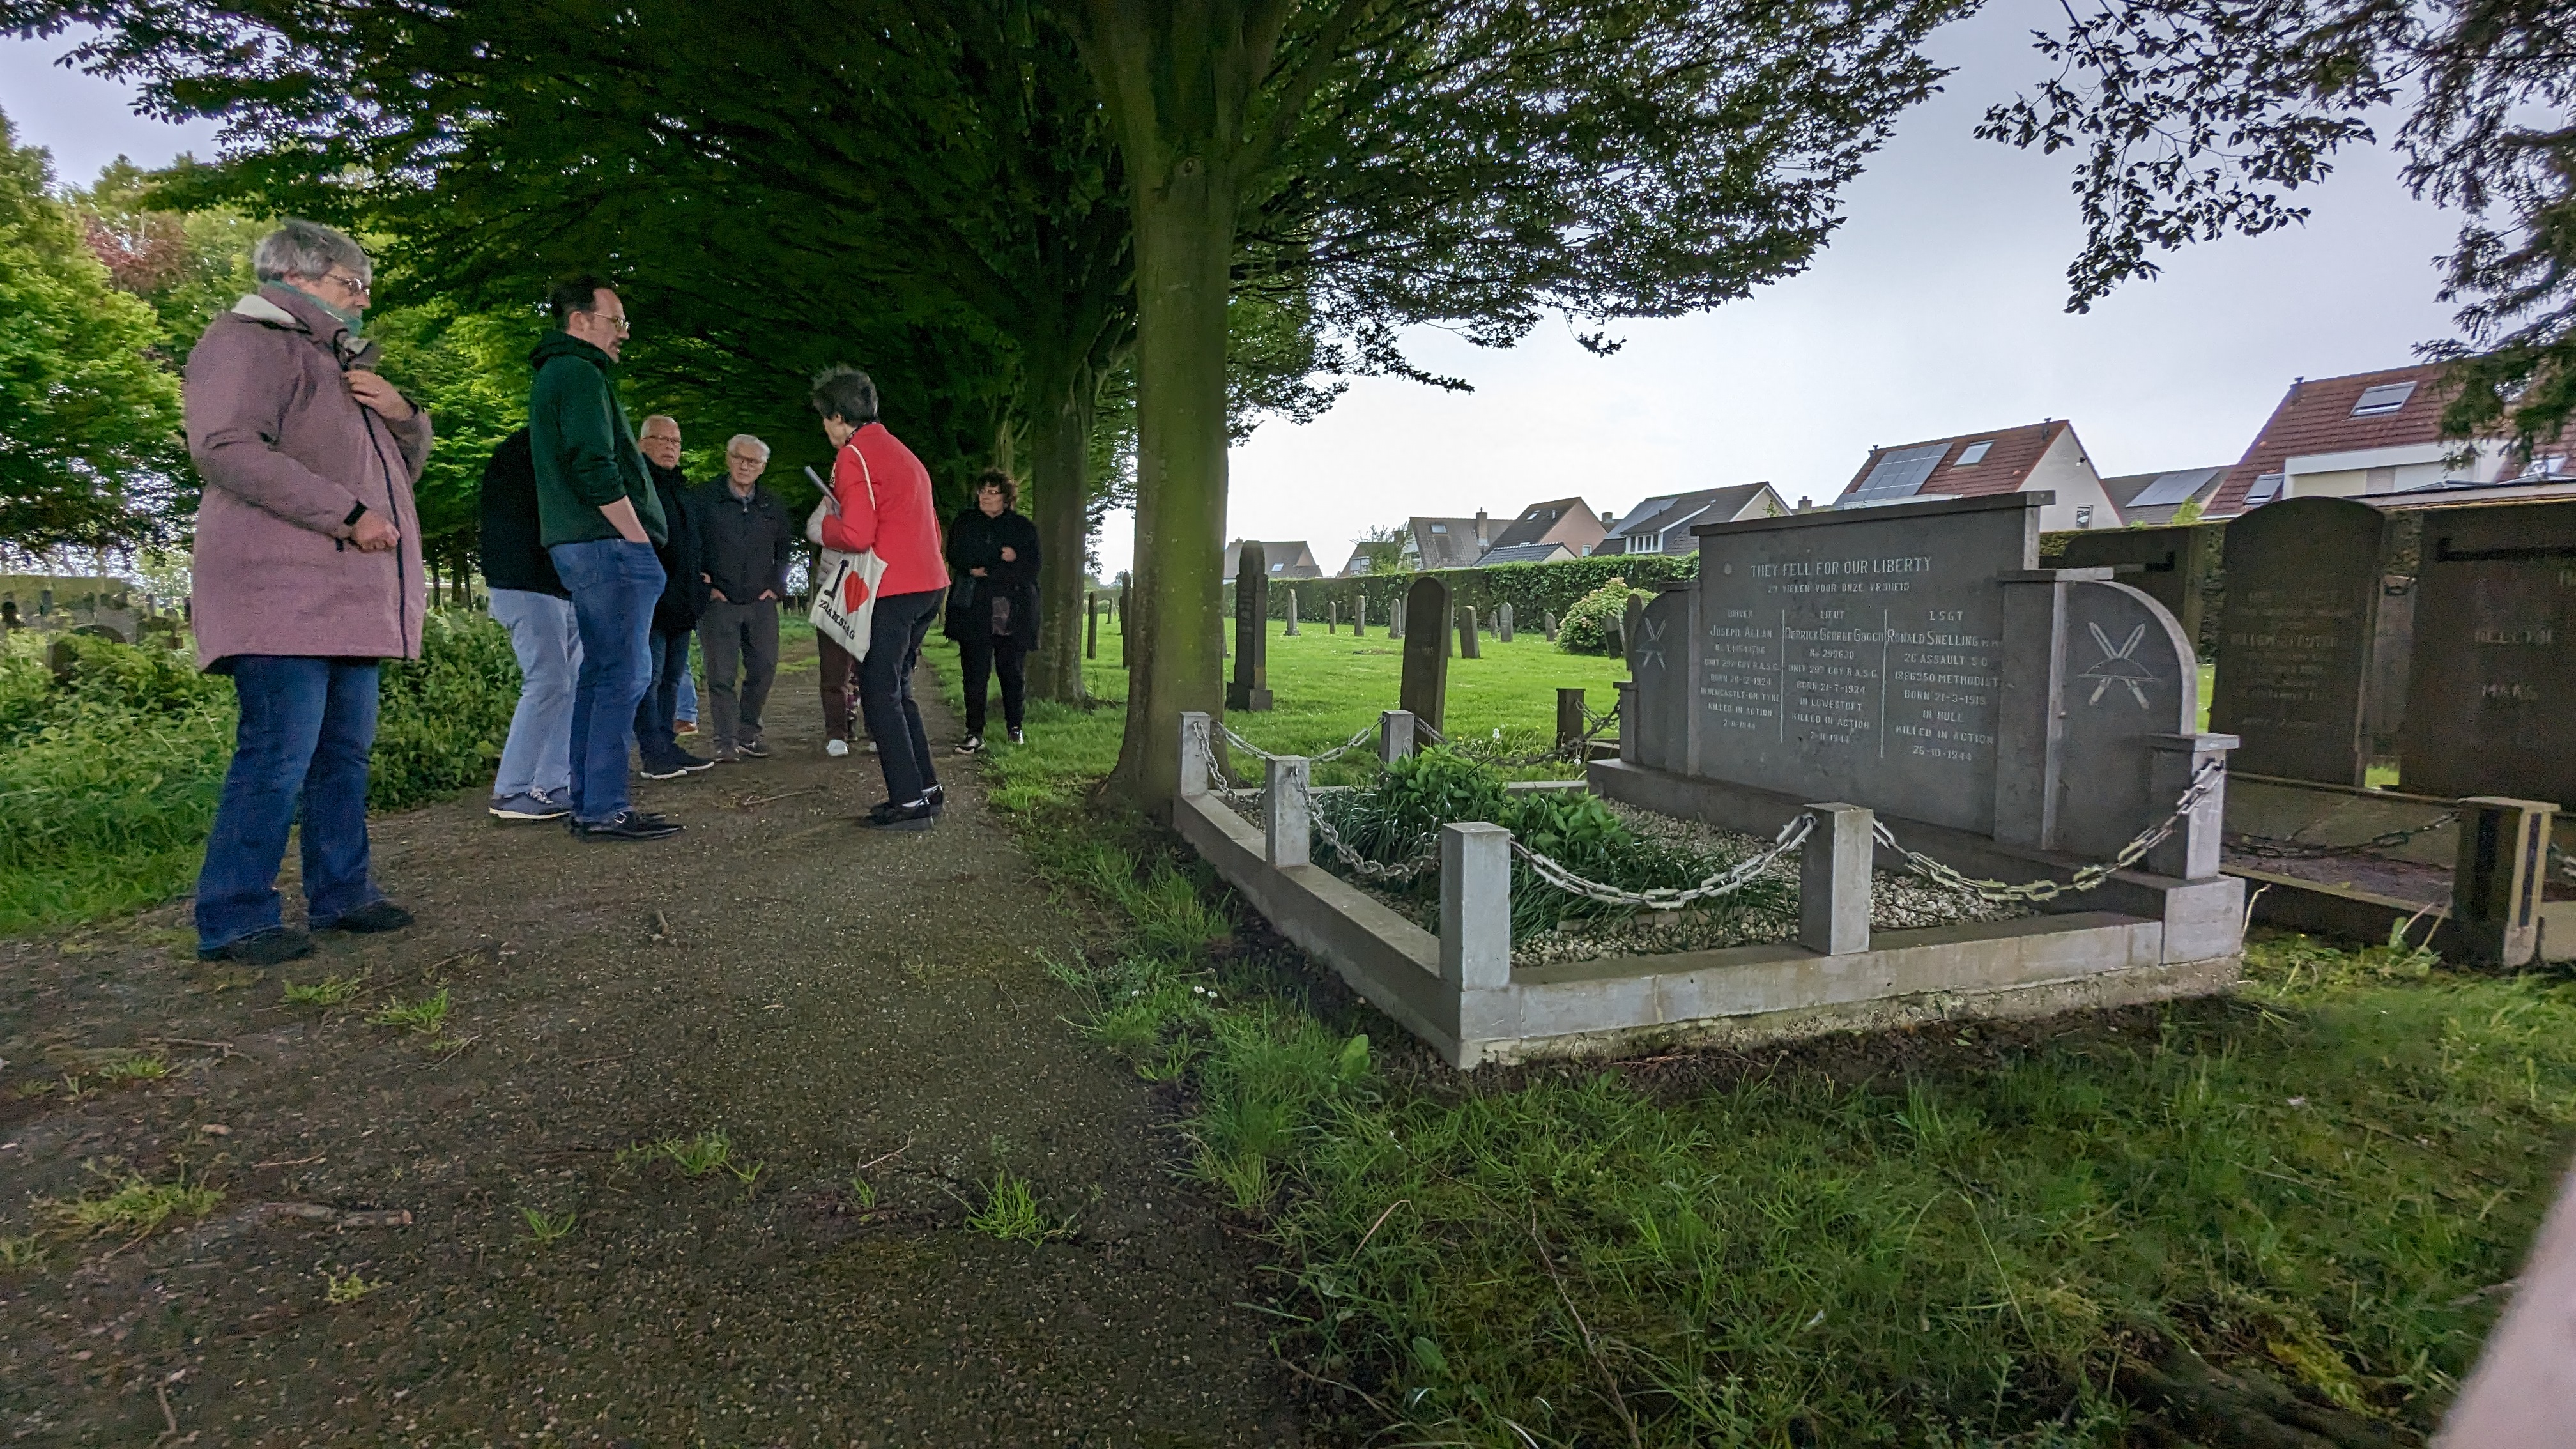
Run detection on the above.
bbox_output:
[549,539,663,824]
[488,588,581,801]
[632,627,691,766]
[860,588,946,804]
[675,663,698,724]
[195,656,383,950]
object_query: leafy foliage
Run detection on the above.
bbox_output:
[1558,574,1654,656]
[1977,0,2576,448]
[0,105,187,551]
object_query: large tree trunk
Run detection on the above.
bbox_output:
[1080,0,1254,813]
[1023,371,1096,704]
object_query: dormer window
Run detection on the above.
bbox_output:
[2352,382,2416,416]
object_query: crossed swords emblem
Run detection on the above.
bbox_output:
[1634,614,1667,671]
[2078,621,2154,707]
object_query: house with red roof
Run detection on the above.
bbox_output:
[2203,363,2535,516]
[1832,420,2122,532]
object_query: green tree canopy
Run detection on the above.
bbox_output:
[0,105,184,555]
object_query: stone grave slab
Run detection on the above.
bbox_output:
[1460,606,1480,658]
[1285,589,1300,636]
[2051,579,2202,860]
[1690,493,2039,834]
[1498,602,1514,642]
[1400,575,1450,729]
[2209,496,2385,785]
[2400,499,2576,806]
[1227,542,1272,711]
[1627,586,1690,772]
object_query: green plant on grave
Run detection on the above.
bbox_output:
[1556,575,1651,656]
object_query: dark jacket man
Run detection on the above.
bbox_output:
[942,504,1042,650]
[476,428,564,597]
[645,459,706,633]
[693,478,795,604]
[529,331,664,548]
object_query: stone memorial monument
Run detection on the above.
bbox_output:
[1498,602,1514,642]
[1227,543,1271,710]
[2209,496,2386,785]
[1460,606,1480,659]
[1388,594,1404,640]
[1399,575,1450,730]
[2400,499,2576,806]
[1544,610,1558,643]
[1285,589,1300,636]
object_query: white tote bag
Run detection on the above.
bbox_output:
[804,448,886,661]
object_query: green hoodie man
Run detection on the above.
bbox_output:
[529,330,666,547]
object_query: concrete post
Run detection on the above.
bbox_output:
[2145,733,2239,880]
[2453,796,2559,968]
[1379,709,1417,764]
[1800,802,1874,956]
[1441,821,1514,990]
[1178,712,1213,800]
[1556,688,1587,755]
[1265,756,1311,868]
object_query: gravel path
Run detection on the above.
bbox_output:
[0,641,1302,1446]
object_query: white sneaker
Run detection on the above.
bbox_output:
[824,739,850,758]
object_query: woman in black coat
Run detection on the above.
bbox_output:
[942,467,1041,751]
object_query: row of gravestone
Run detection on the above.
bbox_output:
[1225,541,1556,719]
[2069,494,2573,807]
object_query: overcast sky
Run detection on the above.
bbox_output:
[5,6,2464,579]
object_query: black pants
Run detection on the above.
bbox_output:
[631,627,692,767]
[859,588,944,804]
[957,632,1027,736]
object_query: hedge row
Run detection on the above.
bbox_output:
[1230,551,1698,628]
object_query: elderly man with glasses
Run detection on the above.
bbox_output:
[692,434,795,762]
[183,218,430,963]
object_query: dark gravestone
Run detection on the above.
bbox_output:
[2044,579,2204,859]
[2055,525,2220,650]
[1459,606,1479,658]
[1628,587,1689,772]
[1117,583,1128,668]
[1620,595,1643,657]
[1227,544,1271,710]
[2401,500,2576,806]
[1690,493,2040,835]
[1498,602,1514,642]
[1086,593,1098,659]
[1285,589,1300,636]
[2209,496,2386,785]
[1399,576,1451,730]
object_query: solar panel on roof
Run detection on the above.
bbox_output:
[2127,469,2217,509]
[1839,443,1947,508]
[2352,382,2416,416]
[1953,440,1993,466]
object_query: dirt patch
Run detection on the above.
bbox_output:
[0,641,1305,1446]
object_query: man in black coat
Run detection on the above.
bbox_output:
[691,433,796,761]
[633,415,710,778]
[941,467,1041,751]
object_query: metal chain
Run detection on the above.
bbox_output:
[2225,813,2458,861]
[1511,811,1816,910]
[1189,723,1264,811]
[1220,722,1377,767]
[1876,760,2228,903]
[1310,802,1443,882]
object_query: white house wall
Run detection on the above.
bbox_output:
[2019,431,2121,530]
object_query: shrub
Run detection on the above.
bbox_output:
[1556,575,1649,656]
[371,610,521,811]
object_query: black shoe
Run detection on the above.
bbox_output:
[1008,727,1025,745]
[954,735,983,755]
[862,798,937,831]
[197,926,314,965]
[924,783,945,815]
[318,900,413,934]
[574,809,684,841]
[673,749,716,774]
[737,740,771,759]
[639,758,693,781]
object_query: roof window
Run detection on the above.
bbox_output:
[1429,523,1446,533]
[2351,382,2416,417]
[1954,440,1994,466]
[2245,473,2285,505]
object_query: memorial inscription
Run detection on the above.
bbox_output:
[2400,499,2576,806]
[2209,496,2384,785]
[1691,495,2032,834]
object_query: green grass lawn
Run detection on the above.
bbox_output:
[930,626,2576,1447]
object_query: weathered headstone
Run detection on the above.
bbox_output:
[2053,524,2221,650]
[1285,588,1300,636]
[1626,585,1689,772]
[1328,600,1338,634]
[1498,602,1514,642]
[1117,583,1128,668]
[1227,543,1271,710]
[1544,610,1558,643]
[1388,594,1403,640]
[1459,606,1480,659]
[1353,595,1367,636]
[1556,688,1588,754]
[2400,499,2576,806]
[2018,574,2205,859]
[1399,576,1450,730]
[2209,496,2386,785]
[1086,593,1099,659]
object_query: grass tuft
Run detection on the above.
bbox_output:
[93,1052,168,1084]
[518,1208,576,1245]
[965,1169,1071,1245]
[283,972,367,1007]
[323,1269,381,1305]
[47,1169,223,1239]
[368,988,452,1035]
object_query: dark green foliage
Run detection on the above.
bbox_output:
[1255,552,1696,636]
[1556,574,1655,656]
[0,613,519,933]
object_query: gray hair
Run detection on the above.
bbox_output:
[252,220,371,287]
[639,415,680,437]
[726,434,770,461]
